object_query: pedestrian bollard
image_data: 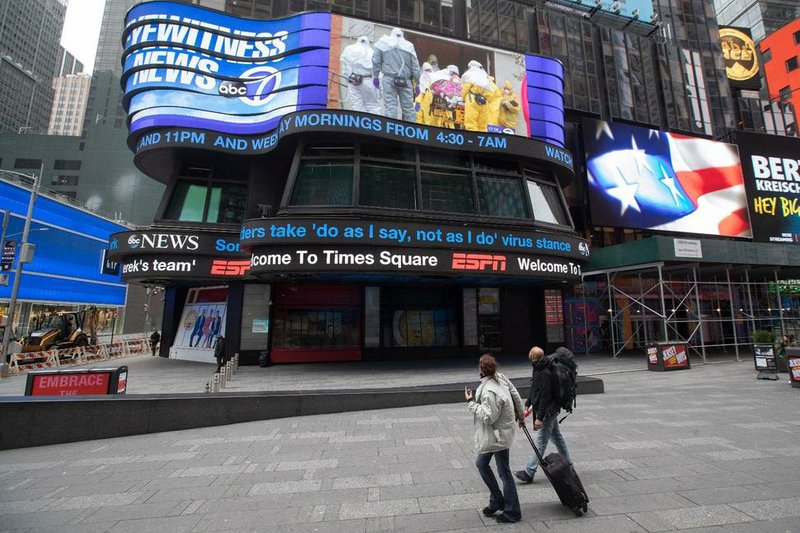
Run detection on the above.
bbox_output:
[226,361,233,381]
[234,352,239,371]
[220,366,227,388]
[212,373,220,393]
[205,380,211,393]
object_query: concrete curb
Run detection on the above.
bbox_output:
[0,376,604,449]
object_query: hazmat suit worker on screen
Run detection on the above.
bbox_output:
[340,36,382,115]
[372,27,421,122]
[462,60,495,132]
[499,80,520,131]
[416,61,435,124]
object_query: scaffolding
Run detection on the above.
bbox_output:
[579,262,798,361]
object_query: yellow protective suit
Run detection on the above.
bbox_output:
[499,81,520,130]
[462,83,493,132]
[486,77,502,129]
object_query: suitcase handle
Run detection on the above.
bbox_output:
[521,425,546,466]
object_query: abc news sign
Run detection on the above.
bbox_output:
[107,231,247,257]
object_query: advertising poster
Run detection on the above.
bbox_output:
[171,286,228,363]
[564,299,600,354]
[662,344,689,369]
[647,346,658,365]
[736,131,800,244]
[753,343,776,370]
[329,15,528,136]
[583,118,751,238]
[789,355,800,382]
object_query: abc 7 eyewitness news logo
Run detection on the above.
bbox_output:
[217,66,281,107]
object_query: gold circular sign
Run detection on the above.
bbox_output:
[720,27,759,82]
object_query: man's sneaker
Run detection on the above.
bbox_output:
[496,514,521,523]
[513,470,533,484]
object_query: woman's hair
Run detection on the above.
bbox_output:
[479,354,498,378]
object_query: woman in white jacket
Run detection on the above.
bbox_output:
[465,354,525,523]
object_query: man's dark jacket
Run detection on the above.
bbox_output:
[525,357,558,420]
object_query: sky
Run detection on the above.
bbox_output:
[60,0,106,74]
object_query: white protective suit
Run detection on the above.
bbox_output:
[340,36,382,115]
[372,28,421,122]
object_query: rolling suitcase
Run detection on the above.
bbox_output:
[522,425,589,516]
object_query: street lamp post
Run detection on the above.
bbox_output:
[1,164,44,375]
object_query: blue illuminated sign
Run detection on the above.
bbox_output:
[0,181,127,306]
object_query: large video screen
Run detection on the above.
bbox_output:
[583,119,751,238]
[736,131,800,244]
[122,2,565,146]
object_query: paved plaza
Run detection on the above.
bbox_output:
[1,359,799,532]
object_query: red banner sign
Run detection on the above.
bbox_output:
[29,372,111,396]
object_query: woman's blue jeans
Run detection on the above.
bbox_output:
[476,448,521,521]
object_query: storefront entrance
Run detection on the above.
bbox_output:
[270,284,362,363]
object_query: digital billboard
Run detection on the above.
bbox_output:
[583,119,751,238]
[122,2,566,147]
[719,26,761,90]
[736,131,800,244]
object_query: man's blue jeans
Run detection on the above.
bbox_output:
[476,448,521,521]
[525,414,572,475]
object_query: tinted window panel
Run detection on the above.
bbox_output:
[477,175,526,218]
[292,161,353,206]
[359,162,417,209]
[421,168,475,214]
[164,182,206,222]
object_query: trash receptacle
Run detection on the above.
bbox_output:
[647,342,690,371]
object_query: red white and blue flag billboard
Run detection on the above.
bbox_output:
[583,119,751,238]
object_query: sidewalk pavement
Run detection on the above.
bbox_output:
[0,351,741,396]
[2,359,799,532]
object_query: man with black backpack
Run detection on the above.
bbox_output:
[514,346,575,484]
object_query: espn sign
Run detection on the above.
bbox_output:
[210,259,251,276]
[451,253,507,272]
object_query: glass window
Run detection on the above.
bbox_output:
[787,56,799,73]
[164,179,247,223]
[240,284,270,351]
[477,175,526,218]
[13,158,42,169]
[207,184,247,223]
[292,160,353,205]
[421,168,475,214]
[164,182,207,222]
[381,287,459,347]
[272,309,360,349]
[527,179,569,225]
[359,162,417,209]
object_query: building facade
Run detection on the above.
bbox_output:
[56,47,84,77]
[713,0,800,43]
[760,19,800,136]
[111,1,591,364]
[109,0,800,366]
[48,73,91,136]
[0,0,67,134]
